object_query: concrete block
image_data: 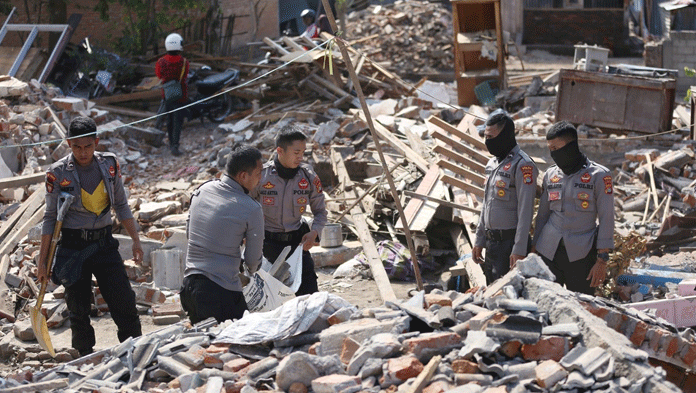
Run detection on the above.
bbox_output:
[678,279,696,296]
[535,360,567,389]
[151,249,184,290]
[13,319,35,341]
[153,314,182,325]
[310,241,362,267]
[51,97,86,112]
[317,317,408,357]
[113,234,162,265]
[276,352,321,391]
[628,295,696,328]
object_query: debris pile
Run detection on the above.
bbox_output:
[0,256,684,392]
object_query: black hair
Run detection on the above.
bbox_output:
[546,121,578,142]
[226,145,262,177]
[167,50,182,56]
[485,112,514,135]
[68,116,97,138]
[276,125,307,150]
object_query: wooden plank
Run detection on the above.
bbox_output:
[46,106,66,139]
[262,37,290,55]
[0,173,44,191]
[0,188,44,244]
[436,159,486,186]
[431,129,489,165]
[427,115,488,152]
[281,36,307,52]
[358,112,430,172]
[92,89,161,105]
[0,206,44,277]
[403,190,480,214]
[434,145,486,174]
[396,166,442,231]
[405,355,441,393]
[249,111,316,123]
[331,149,396,302]
[441,174,485,198]
[95,105,157,119]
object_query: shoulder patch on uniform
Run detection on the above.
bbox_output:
[581,173,591,183]
[262,181,275,189]
[116,161,122,178]
[603,175,613,194]
[521,165,533,185]
[46,172,56,193]
[313,177,323,193]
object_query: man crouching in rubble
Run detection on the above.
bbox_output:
[251,125,327,296]
[472,112,538,284]
[38,116,143,356]
[181,146,264,324]
[532,121,614,295]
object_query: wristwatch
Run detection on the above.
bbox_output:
[597,252,610,262]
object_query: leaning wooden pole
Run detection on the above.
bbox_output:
[320,0,424,291]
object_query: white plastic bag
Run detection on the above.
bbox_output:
[243,269,295,312]
[285,245,304,293]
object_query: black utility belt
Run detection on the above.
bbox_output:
[485,228,516,241]
[62,225,112,242]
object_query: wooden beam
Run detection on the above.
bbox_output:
[94,105,157,119]
[441,174,485,198]
[46,106,66,139]
[358,112,430,172]
[331,149,396,302]
[0,207,44,277]
[396,166,443,232]
[427,115,488,152]
[431,129,489,165]
[0,173,44,190]
[433,145,486,175]
[92,89,161,105]
[403,190,480,214]
[436,159,486,186]
[405,355,441,393]
[262,37,290,55]
[0,188,44,244]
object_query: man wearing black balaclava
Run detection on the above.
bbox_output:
[532,121,614,295]
[473,113,538,284]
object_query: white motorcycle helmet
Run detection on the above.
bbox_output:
[165,33,183,52]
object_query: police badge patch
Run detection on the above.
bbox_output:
[313,177,323,193]
[263,181,275,189]
[603,175,613,194]
[521,165,533,185]
[263,196,275,205]
[581,173,591,183]
[549,191,561,201]
[298,178,309,189]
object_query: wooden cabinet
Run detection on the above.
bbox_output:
[451,0,506,106]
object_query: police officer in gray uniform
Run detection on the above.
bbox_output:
[473,113,538,284]
[38,117,143,356]
[533,121,614,295]
[251,125,327,296]
[182,146,264,323]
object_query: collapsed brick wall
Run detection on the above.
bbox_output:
[645,31,696,99]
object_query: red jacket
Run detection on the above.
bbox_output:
[155,54,189,103]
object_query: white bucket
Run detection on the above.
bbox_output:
[320,223,343,248]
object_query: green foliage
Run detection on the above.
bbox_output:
[94,0,205,55]
[685,67,696,101]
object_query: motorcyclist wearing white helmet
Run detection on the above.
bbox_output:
[300,9,320,39]
[155,33,189,156]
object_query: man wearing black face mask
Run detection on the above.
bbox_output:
[532,121,614,295]
[473,113,538,284]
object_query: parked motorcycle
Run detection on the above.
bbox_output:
[156,66,246,127]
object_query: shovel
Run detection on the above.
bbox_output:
[31,192,74,357]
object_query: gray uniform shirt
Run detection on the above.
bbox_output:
[533,159,615,262]
[42,152,133,235]
[185,175,264,292]
[251,160,327,235]
[475,145,538,256]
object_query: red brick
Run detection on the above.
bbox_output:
[649,329,664,353]
[224,358,250,372]
[308,342,319,355]
[425,293,453,308]
[666,337,680,358]
[152,303,185,317]
[423,381,451,393]
[386,355,424,381]
[340,337,360,365]
[582,303,609,319]
[404,332,461,357]
[630,321,649,347]
[521,336,571,362]
[452,359,478,374]
[499,341,522,358]
[224,381,245,393]
[681,343,696,367]
[206,343,230,354]
[203,354,223,369]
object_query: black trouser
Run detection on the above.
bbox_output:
[263,224,318,296]
[164,100,184,150]
[59,234,141,356]
[180,274,248,324]
[483,230,531,284]
[540,239,596,295]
